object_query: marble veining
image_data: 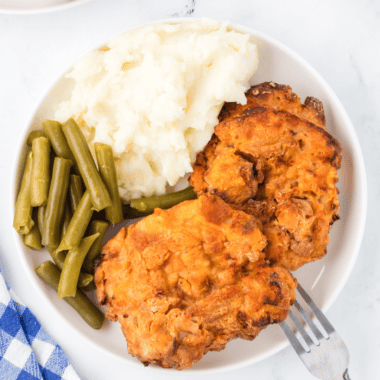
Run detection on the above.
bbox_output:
[173,0,196,17]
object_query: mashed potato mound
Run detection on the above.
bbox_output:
[55,19,258,201]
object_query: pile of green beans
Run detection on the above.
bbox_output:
[14,118,119,329]
[14,117,198,330]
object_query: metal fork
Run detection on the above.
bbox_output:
[280,284,351,380]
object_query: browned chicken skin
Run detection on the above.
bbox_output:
[219,82,326,129]
[190,91,341,271]
[95,196,297,369]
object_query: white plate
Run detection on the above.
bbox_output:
[0,0,91,15]
[11,19,367,374]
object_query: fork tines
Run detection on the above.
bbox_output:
[280,284,351,379]
[280,284,335,354]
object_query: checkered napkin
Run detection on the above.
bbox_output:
[0,267,80,380]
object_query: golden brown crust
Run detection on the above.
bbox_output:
[219,82,326,129]
[95,196,297,369]
[190,105,341,271]
[191,135,259,204]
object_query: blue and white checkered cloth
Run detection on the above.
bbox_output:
[0,266,80,380]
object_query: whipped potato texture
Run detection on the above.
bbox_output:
[55,19,259,201]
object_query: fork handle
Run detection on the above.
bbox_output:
[343,369,351,379]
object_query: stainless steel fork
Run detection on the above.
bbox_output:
[280,284,351,380]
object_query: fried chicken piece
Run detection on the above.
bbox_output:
[95,195,297,369]
[219,82,326,129]
[190,106,341,270]
[190,137,259,204]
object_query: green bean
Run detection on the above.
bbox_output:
[80,280,97,292]
[61,203,72,238]
[37,205,45,236]
[94,143,123,225]
[79,273,94,288]
[122,204,150,220]
[30,137,51,207]
[46,247,93,288]
[24,225,42,250]
[68,174,83,214]
[35,261,104,329]
[58,233,99,298]
[83,220,108,274]
[26,130,47,146]
[42,119,80,174]
[129,186,196,214]
[42,157,72,248]
[23,212,42,250]
[56,190,93,252]
[46,246,67,270]
[13,151,34,234]
[62,118,111,212]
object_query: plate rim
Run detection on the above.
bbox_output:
[10,17,367,374]
[0,0,91,15]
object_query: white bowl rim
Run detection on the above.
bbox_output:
[10,17,367,375]
[0,0,91,15]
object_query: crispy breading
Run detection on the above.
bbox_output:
[219,82,326,129]
[190,106,341,270]
[95,195,296,369]
[191,138,259,204]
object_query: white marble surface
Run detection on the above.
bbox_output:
[0,0,378,379]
